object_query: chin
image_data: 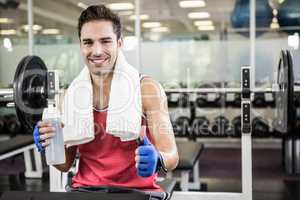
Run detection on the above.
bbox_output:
[90,67,113,76]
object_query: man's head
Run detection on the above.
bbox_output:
[78,5,123,76]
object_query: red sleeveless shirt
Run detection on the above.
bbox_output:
[72,109,162,192]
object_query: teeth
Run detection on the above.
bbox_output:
[91,58,106,63]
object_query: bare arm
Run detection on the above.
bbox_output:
[141,77,179,171]
[53,146,77,172]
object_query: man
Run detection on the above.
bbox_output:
[34,5,178,193]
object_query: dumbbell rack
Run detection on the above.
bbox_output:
[172,66,253,200]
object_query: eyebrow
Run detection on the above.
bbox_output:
[81,37,113,42]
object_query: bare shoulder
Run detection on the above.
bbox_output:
[140,76,167,112]
[141,76,166,98]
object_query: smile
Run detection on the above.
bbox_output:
[89,58,108,64]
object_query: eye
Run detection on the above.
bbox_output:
[102,40,112,44]
[83,40,93,46]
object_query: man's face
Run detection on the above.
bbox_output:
[80,20,122,75]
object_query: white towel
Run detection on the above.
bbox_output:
[106,51,142,141]
[61,51,142,147]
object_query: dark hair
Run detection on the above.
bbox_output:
[78,5,122,39]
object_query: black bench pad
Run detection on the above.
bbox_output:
[176,141,203,170]
[0,135,33,156]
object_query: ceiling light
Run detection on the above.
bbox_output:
[142,22,161,28]
[198,25,215,31]
[107,3,134,10]
[0,18,13,24]
[77,2,88,9]
[3,38,12,49]
[42,29,60,35]
[179,0,206,8]
[129,14,147,20]
[151,27,169,33]
[188,12,210,19]
[129,14,150,20]
[22,24,43,32]
[0,29,17,35]
[118,11,134,15]
[194,20,213,26]
[125,26,134,32]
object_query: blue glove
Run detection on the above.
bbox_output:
[33,124,45,153]
[136,136,160,177]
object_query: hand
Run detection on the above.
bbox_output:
[33,121,56,153]
[135,136,159,177]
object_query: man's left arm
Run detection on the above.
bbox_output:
[139,77,179,172]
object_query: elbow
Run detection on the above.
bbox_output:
[60,167,70,173]
[53,164,71,172]
[168,151,179,171]
[173,152,179,170]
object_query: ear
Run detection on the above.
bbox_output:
[117,37,123,48]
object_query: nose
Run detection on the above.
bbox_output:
[92,42,103,56]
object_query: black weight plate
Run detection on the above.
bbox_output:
[286,50,295,132]
[274,50,295,134]
[274,50,288,133]
[13,56,48,133]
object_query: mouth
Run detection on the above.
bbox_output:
[89,57,109,65]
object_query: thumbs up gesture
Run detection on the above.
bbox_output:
[135,127,159,177]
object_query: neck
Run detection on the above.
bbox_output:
[90,72,113,89]
[91,71,113,110]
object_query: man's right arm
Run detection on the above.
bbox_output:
[35,121,78,172]
[53,146,77,172]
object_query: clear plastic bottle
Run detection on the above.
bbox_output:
[43,105,65,165]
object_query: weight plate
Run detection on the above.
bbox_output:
[13,56,48,133]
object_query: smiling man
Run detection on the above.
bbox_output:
[34,4,178,196]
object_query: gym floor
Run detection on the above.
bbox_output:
[0,145,299,200]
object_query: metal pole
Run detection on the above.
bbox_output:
[135,0,141,70]
[246,2,256,198]
[27,0,34,55]
[241,66,253,200]
[250,0,255,90]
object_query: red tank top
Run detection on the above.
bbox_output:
[72,109,162,192]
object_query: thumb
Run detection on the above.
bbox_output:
[140,126,151,146]
[142,135,151,146]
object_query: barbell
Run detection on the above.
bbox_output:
[2,49,296,136]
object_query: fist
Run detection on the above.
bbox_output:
[33,121,64,152]
[135,135,159,177]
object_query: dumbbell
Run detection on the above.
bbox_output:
[4,114,22,136]
[231,115,241,137]
[211,115,230,137]
[225,93,241,107]
[195,95,207,108]
[0,116,5,133]
[252,117,269,137]
[166,93,176,107]
[177,93,189,108]
[173,116,191,137]
[252,93,266,107]
[191,116,210,137]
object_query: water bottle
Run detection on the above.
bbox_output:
[43,105,65,165]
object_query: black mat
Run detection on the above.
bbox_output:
[0,191,150,200]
